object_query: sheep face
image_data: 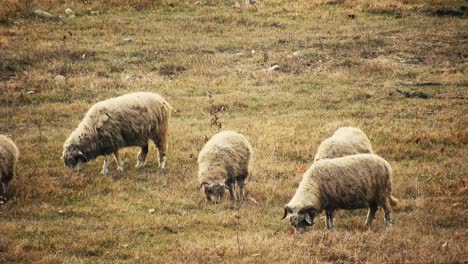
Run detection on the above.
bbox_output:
[282,206,318,233]
[62,147,88,172]
[201,183,225,203]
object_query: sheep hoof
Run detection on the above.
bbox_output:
[159,161,166,170]
[116,166,124,172]
[101,169,109,176]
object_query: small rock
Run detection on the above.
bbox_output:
[26,91,35,95]
[58,210,64,214]
[292,51,301,57]
[123,75,134,81]
[251,49,256,54]
[148,208,155,214]
[90,11,99,15]
[268,65,280,71]
[33,10,59,20]
[65,8,74,16]
[54,75,66,81]
[122,38,134,43]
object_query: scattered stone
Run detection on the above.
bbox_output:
[267,64,280,72]
[58,210,64,214]
[148,208,155,214]
[122,37,134,44]
[33,10,59,20]
[26,91,35,95]
[54,75,66,81]
[90,11,100,15]
[123,75,134,81]
[251,49,256,54]
[65,8,74,16]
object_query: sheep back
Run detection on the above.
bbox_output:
[198,131,253,185]
[314,127,373,161]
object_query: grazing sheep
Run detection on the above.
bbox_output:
[62,92,171,175]
[0,135,19,196]
[314,127,373,161]
[282,154,398,232]
[198,131,253,203]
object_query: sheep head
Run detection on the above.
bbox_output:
[201,182,225,203]
[62,146,88,172]
[282,205,318,233]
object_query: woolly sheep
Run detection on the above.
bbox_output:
[282,154,398,232]
[62,92,171,175]
[198,131,253,203]
[0,135,19,196]
[314,127,373,161]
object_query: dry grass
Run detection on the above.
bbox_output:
[0,0,467,263]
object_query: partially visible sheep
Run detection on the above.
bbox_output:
[314,127,373,161]
[0,135,19,196]
[198,131,253,203]
[62,92,171,175]
[283,154,398,232]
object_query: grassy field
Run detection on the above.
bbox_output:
[0,0,467,263]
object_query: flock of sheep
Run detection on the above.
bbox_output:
[0,92,398,232]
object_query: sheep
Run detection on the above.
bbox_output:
[282,154,398,232]
[314,127,373,161]
[198,131,253,203]
[62,92,171,175]
[0,135,19,196]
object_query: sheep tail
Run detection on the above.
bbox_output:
[389,195,398,207]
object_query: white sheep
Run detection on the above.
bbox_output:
[0,135,19,196]
[198,131,253,203]
[62,92,171,175]
[314,127,373,161]
[282,154,398,232]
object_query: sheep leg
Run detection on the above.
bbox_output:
[101,155,112,175]
[365,205,378,226]
[227,182,236,201]
[383,199,392,227]
[155,136,167,170]
[136,144,149,169]
[114,151,125,172]
[237,179,246,201]
[1,182,7,196]
[325,210,335,229]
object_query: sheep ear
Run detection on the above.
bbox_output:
[77,151,88,162]
[281,206,293,220]
[304,214,313,225]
